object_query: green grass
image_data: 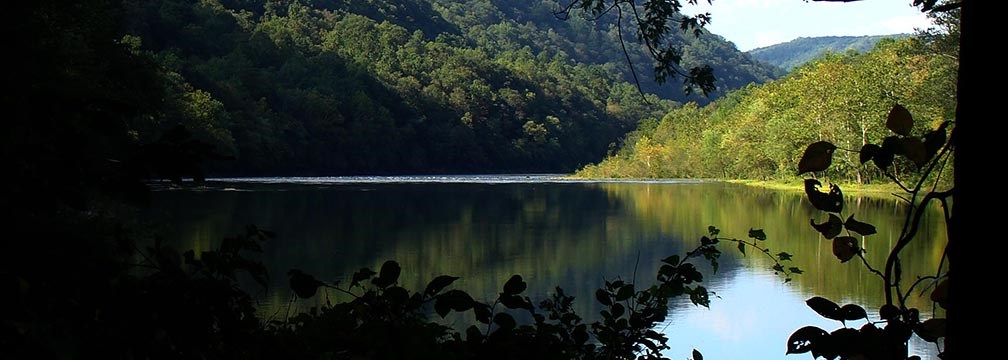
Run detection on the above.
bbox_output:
[727,179,905,199]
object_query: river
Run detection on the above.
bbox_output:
[144,175,945,359]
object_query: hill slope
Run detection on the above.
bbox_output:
[578,37,957,183]
[120,0,785,175]
[438,0,785,102]
[748,34,910,70]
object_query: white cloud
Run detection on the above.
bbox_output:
[751,31,790,50]
[881,15,935,33]
[695,0,789,10]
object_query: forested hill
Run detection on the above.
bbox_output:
[117,0,781,175]
[748,34,910,71]
[434,0,784,102]
[577,37,957,183]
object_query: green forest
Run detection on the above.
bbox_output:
[82,0,783,175]
[577,34,957,184]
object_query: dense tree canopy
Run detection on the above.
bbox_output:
[109,0,784,175]
[577,36,957,183]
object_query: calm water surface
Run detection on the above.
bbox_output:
[145,175,945,359]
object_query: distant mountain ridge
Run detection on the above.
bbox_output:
[748,34,911,70]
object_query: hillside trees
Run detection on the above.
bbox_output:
[120,0,708,175]
[578,37,957,183]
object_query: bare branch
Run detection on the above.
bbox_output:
[616,5,651,102]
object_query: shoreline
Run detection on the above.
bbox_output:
[725,179,906,199]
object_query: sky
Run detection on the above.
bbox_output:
[685,0,935,51]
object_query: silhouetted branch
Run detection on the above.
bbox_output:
[616,5,650,102]
[857,253,887,283]
[884,172,913,193]
[902,273,946,306]
[883,188,953,306]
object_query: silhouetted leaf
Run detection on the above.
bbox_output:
[690,286,709,308]
[810,214,843,239]
[789,267,803,274]
[804,179,843,213]
[473,302,492,324]
[885,319,913,343]
[886,104,913,135]
[700,236,717,245]
[798,141,837,174]
[372,260,401,288]
[436,290,474,317]
[434,298,451,318]
[844,214,877,236]
[500,294,533,311]
[806,296,843,321]
[611,302,625,318]
[899,137,927,167]
[737,242,746,256]
[493,312,516,330]
[384,286,408,305]
[829,328,859,356]
[832,237,859,263]
[351,268,375,287]
[707,225,720,236]
[407,293,423,309]
[661,255,680,265]
[875,136,900,170]
[425,275,460,296]
[840,304,867,321]
[615,284,634,302]
[596,289,612,306]
[923,122,949,160]
[786,326,828,354]
[859,144,881,164]
[777,252,792,261]
[678,263,703,283]
[692,349,703,360]
[879,304,899,321]
[914,318,946,342]
[643,329,664,341]
[860,322,881,338]
[930,279,949,309]
[573,324,589,344]
[503,274,527,295]
[288,269,324,299]
[658,264,675,278]
[466,325,483,343]
[748,228,767,241]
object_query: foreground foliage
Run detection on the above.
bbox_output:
[786,103,951,359]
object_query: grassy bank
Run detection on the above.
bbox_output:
[727,179,905,199]
[566,173,906,199]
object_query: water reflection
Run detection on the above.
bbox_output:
[146,178,944,359]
